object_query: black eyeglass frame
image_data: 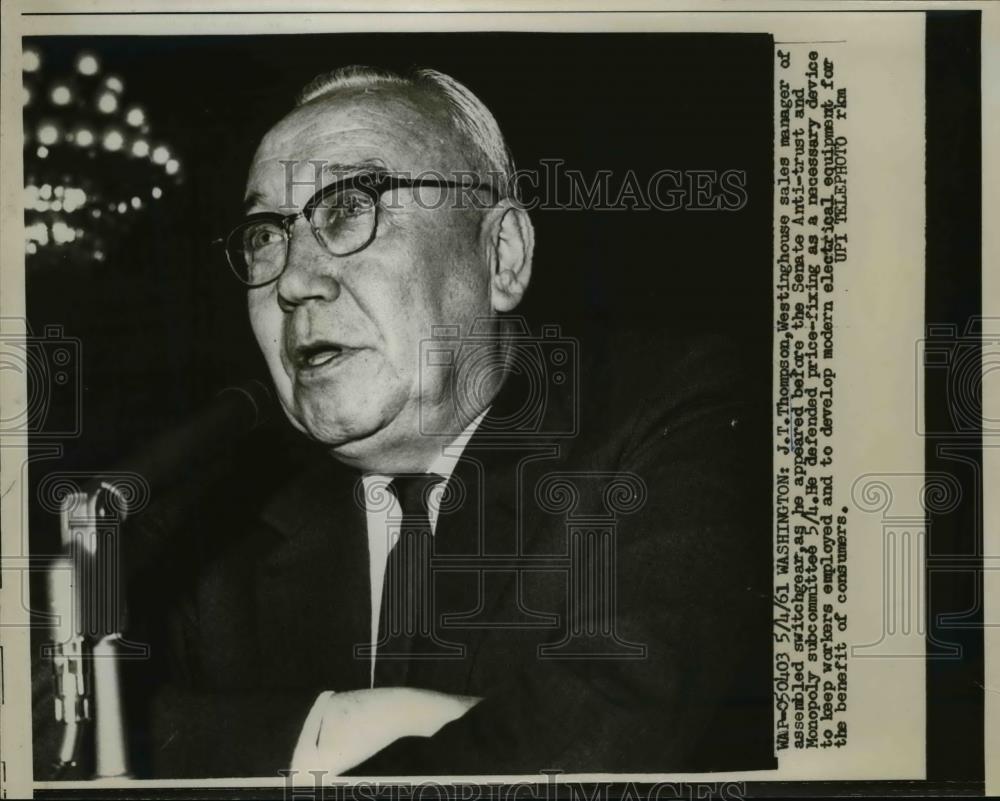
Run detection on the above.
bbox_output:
[222,172,501,288]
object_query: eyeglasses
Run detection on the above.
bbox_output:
[223,172,500,288]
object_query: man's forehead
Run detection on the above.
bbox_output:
[246,86,470,207]
[243,157,386,212]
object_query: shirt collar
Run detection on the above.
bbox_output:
[361,406,489,488]
[427,406,489,482]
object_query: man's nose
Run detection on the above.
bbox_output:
[275,218,342,310]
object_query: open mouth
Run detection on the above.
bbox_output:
[292,342,355,375]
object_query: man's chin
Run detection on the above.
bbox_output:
[296,412,382,450]
[295,408,429,473]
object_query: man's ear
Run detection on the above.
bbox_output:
[486,202,534,313]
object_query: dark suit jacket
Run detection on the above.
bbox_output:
[116,330,774,778]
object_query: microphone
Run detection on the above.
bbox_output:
[55,377,279,625]
[94,378,277,504]
[92,379,280,580]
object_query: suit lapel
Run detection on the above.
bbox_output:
[417,369,569,689]
[254,452,372,690]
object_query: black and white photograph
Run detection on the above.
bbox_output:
[0,2,996,799]
[23,29,774,780]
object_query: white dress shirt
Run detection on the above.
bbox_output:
[291,410,489,771]
[361,408,489,686]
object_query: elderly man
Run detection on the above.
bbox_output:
[134,65,773,778]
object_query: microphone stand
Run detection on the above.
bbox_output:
[51,483,135,778]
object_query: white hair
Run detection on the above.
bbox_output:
[296,65,516,197]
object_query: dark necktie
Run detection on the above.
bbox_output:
[373,473,443,687]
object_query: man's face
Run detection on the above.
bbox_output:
[245,87,494,469]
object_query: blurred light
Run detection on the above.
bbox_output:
[51,85,72,105]
[126,107,145,127]
[23,86,31,106]
[165,159,180,176]
[23,185,39,207]
[36,146,49,159]
[131,139,149,158]
[151,186,163,199]
[23,49,41,73]
[117,202,127,214]
[130,196,142,210]
[26,242,38,255]
[38,124,59,146]
[40,184,52,200]
[54,186,64,198]
[52,221,77,244]
[104,76,124,93]
[94,250,105,261]
[91,209,102,218]
[97,92,118,113]
[75,128,94,147]
[151,146,169,165]
[102,130,124,151]
[26,221,49,245]
[63,188,87,213]
[76,54,99,75]
[51,200,63,212]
